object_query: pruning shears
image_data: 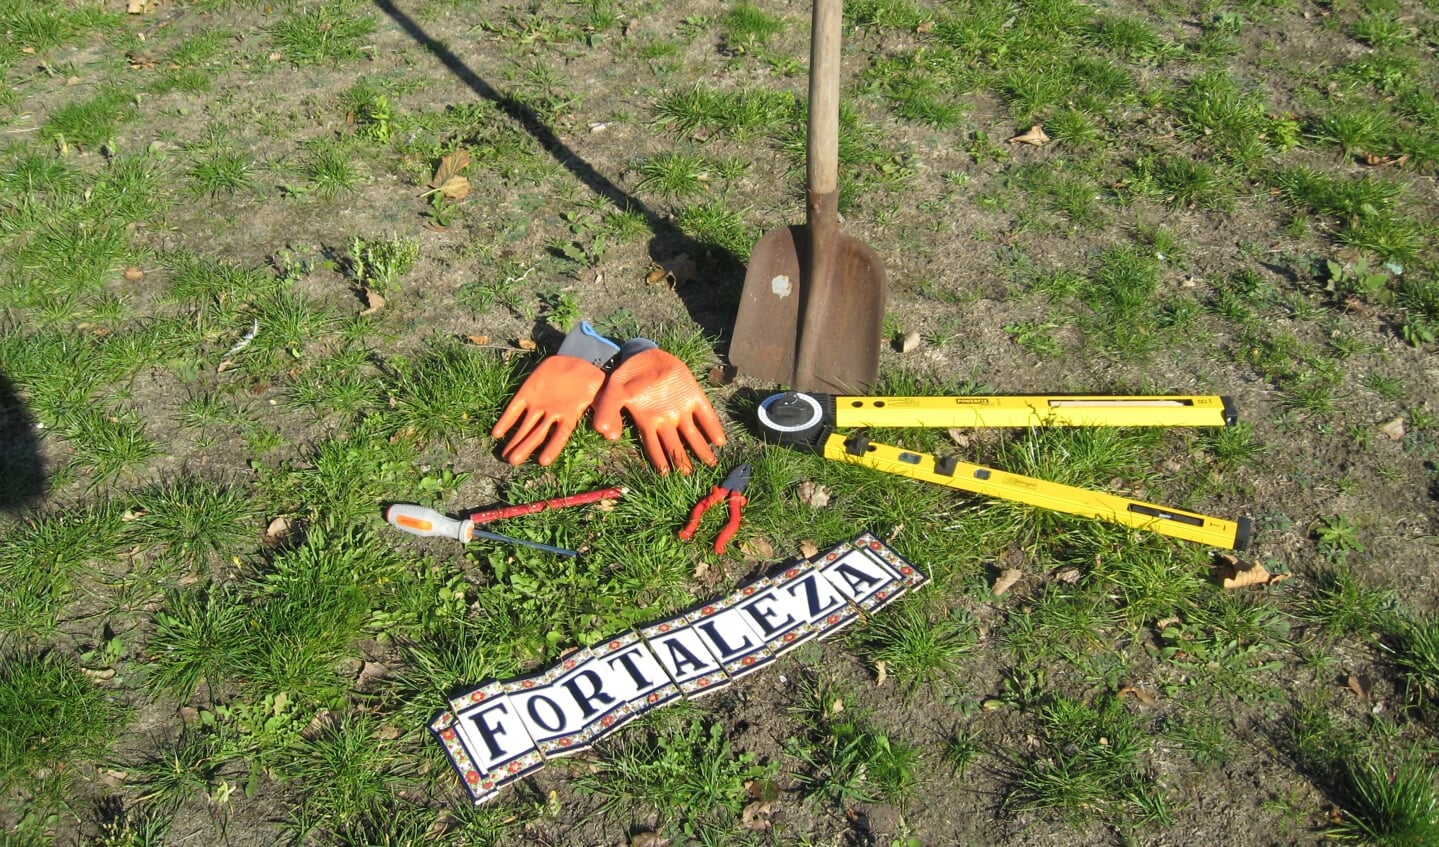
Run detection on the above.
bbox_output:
[678,464,751,555]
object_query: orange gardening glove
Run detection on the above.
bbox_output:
[490,323,618,466]
[591,341,727,476]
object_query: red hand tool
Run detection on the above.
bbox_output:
[677,464,751,555]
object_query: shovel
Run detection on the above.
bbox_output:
[730,0,887,394]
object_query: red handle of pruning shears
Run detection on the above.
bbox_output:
[466,486,625,524]
[677,464,750,555]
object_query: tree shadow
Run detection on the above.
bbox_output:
[373,0,746,346]
[0,370,47,510]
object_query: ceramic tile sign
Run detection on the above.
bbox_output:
[429,532,925,804]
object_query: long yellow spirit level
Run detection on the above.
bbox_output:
[757,391,1252,551]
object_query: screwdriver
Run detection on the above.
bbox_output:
[385,504,579,557]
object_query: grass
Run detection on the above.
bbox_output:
[578,709,775,837]
[1,0,1438,843]
[1007,693,1169,828]
[0,651,126,793]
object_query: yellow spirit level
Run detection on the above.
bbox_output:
[757,391,1251,551]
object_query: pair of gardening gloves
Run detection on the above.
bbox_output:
[491,322,726,476]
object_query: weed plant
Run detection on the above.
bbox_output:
[786,676,920,806]
[1008,693,1169,828]
[0,651,127,794]
[578,710,775,838]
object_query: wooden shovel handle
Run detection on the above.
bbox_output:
[795,0,843,391]
[808,0,840,201]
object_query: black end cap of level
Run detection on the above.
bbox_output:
[1233,516,1253,551]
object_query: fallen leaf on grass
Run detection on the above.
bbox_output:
[741,799,773,830]
[1215,553,1290,589]
[799,539,820,559]
[1052,566,1082,584]
[874,660,888,687]
[1362,153,1408,167]
[127,0,156,13]
[264,515,296,546]
[1379,416,1406,440]
[428,149,471,198]
[740,537,776,561]
[947,428,972,448]
[797,480,831,508]
[1008,125,1050,146]
[693,558,710,581]
[356,660,389,688]
[1347,673,1371,700]
[466,334,491,346]
[123,266,144,282]
[517,338,539,351]
[630,834,670,847]
[1118,685,1157,705]
[359,288,386,316]
[644,254,698,288]
[992,568,1023,596]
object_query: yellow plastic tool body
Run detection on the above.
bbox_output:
[824,434,1249,550]
[830,395,1235,429]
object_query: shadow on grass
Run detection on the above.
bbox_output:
[0,370,46,510]
[373,0,746,344]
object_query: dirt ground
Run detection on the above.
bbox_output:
[4,0,1439,845]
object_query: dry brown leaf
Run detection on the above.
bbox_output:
[797,480,831,509]
[1052,566,1082,585]
[356,660,389,688]
[887,523,904,542]
[646,254,698,288]
[123,266,144,282]
[1117,685,1157,705]
[741,799,773,830]
[1379,416,1406,441]
[800,539,820,559]
[740,536,776,561]
[874,660,888,687]
[431,149,470,188]
[82,667,117,682]
[693,558,710,581]
[830,697,844,715]
[1217,554,1289,589]
[630,834,670,847]
[1363,153,1408,167]
[517,338,539,351]
[947,428,972,448]
[706,365,736,385]
[435,175,470,200]
[375,723,402,740]
[1009,125,1050,146]
[992,568,1023,596]
[466,334,491,346]
[265,515,294,545]
[359,289,386,316]
[1347,673,1371,700]
[127,0,155,13]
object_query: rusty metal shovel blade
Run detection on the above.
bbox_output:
[731,223,886,394]
[729,0,887,394]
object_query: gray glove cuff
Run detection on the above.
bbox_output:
[556,321,621,368]
[615,337,659,363]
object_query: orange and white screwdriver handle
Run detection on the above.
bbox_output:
[386,504,473,541]
[384,504,578,557]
